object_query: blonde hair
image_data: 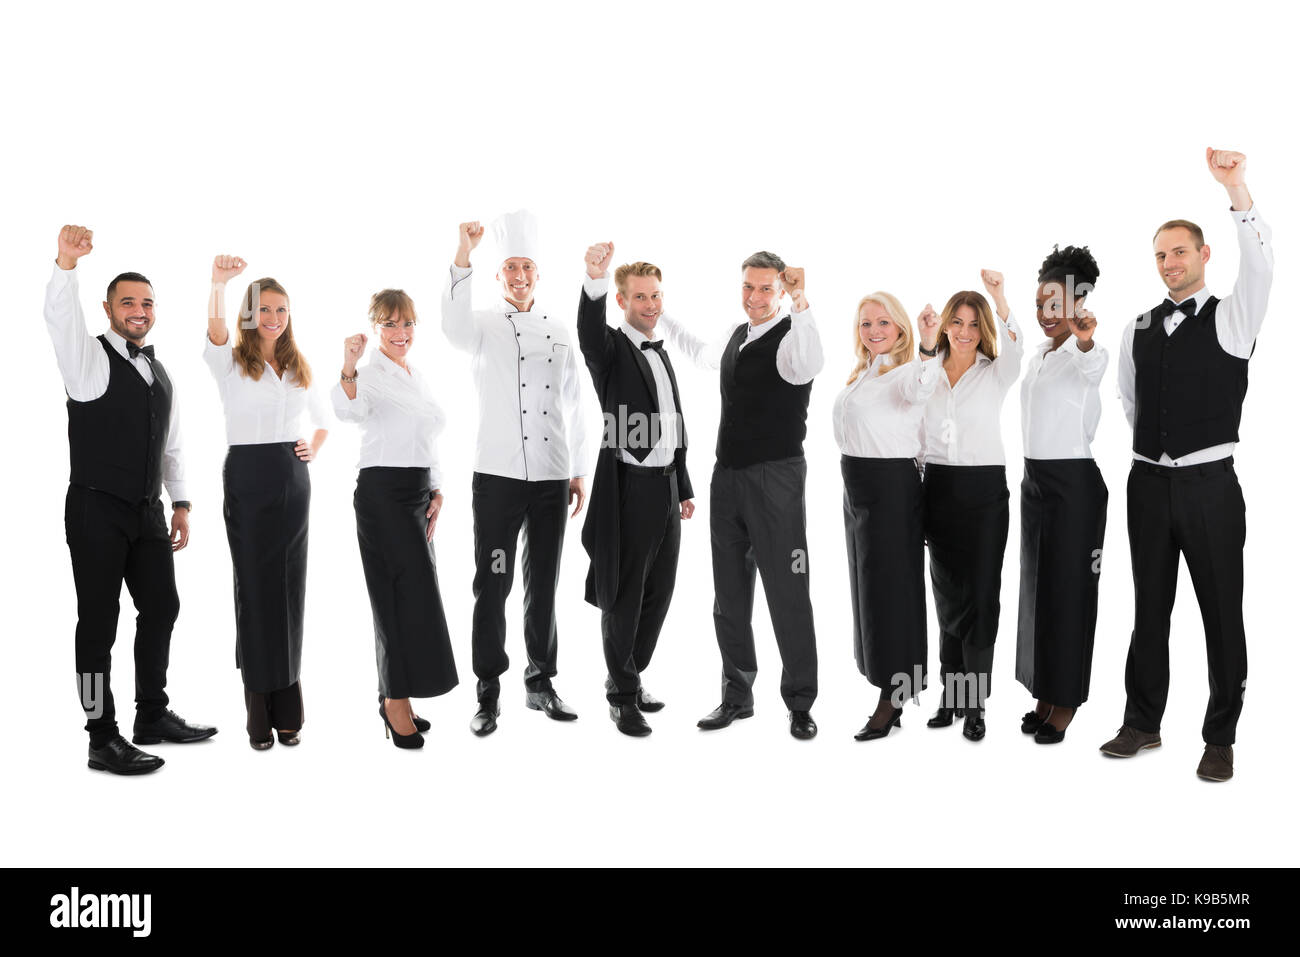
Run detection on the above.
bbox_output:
[936,290,998,360]
[369,288,417,325]
[234,277,313,388]
[846,291,915,385]
[614,261,663,297]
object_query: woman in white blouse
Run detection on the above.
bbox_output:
[1014,247,1108,745]
[920,273,1023,741]
[333,290,459,749]
[832,292,940,741]
[205,256,329,750]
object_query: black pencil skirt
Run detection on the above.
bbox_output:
[1016,457,1108,707]
[223,442,309,695]
[842,455,927,696]
[355,467,459,699]
[922,463,1009,699]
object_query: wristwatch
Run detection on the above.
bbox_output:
[173,501,192,511]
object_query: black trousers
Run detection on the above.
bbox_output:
[602,465,681,705]
[470,472,568,702]
[923,464,1009,709]
[1124,458,1247,745]
[355,468,459,700]
[710,457,817,711]
[244,681,304,740]
[65,485,177,746]
[1016,458,1107,707]
[842,456,927,698]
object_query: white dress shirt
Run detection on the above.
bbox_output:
[330,350,446,490]
[922,311,1025,466]
[1021,336,1108,459]
[203,334,330,446]
[1118,205,1273,467]
[442,264,591,481]
[833,355,940,459]
[582,274,681,468]
[44,264,188,502]
[656,305,825,384]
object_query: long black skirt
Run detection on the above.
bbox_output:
[922,464,1009,699]
[355,467,459,699]
[1016,457,1108,706]
[842,455,927,697]
[223,443,309,695]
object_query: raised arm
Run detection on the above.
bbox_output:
[1059,305,1109,384]
[981,270,1023,388]
[207,255,246,347]
[45,225,109,402]
[577,241,616,374]
[442,221,485,353]
[898,352,942,404]
[658,313,726,370]
[1206,149,1272,360]
[774,266,824,384]
[332,332,370,418]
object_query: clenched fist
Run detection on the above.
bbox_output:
[57,225,93,270]
[980,269,1005,298]
[585,241,615,279]
[917,303,942,349]
[780,267,808,311]
[1206,148,1247,187]
[343,332,368,374]
[212,254,247,285]
[455,221,485,268]
[1067,306,1098,345]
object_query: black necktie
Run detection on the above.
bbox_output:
[640,340,664,353]
[127,342,156,361]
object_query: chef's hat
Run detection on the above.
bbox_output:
[491,209,541,265]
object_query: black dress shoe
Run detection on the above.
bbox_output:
[696,702,754,730]
[526,690,578,721]
[610,704,652,737]
[132,708,218,745]
[962,709,987,742]
[276,729,300,746]
[635,687,665,713]
[470,702,500,737]
[854,708,902,741]
[789,710,818,740]
[88,735,164,775]
[1021,710,1047,735]
[927,706,957,728]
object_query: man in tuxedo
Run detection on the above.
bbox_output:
[577,242,695,736]
[45,224,217,775]
[1101,149,1272,781]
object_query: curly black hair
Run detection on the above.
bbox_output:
[1037,244,1100,295]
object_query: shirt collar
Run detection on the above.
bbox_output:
[369,350,415,377]
[619,321,660,349]
[744,307,791,342]
[1169,286,1212,311]
[103,328,136,361]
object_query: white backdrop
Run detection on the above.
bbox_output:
[4,0,1296,867]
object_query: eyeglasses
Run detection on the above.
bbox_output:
[377,320,417,329]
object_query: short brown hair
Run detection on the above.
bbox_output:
[614,262,662,297]
[1153,219,1205,248]
[369,289,417,325]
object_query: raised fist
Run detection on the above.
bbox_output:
[459,221,485,251]
[980,269,1005,299]
[1206,148,1247,187]
[585,241,614,279]
[1067,306,1098,344]
[343,332,368,371]
[57,225,93,269]
[780,266,805,295]
[917,303,942,347]
[212,254,247,284]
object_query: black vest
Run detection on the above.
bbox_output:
[715,317,812,468]
[67,336,173,504]
[1132,296,1250,460]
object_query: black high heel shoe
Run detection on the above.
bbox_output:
[380,694,429,733]
[854,707,902,741]
[379,702,424,750]
[1021,710,1047,735]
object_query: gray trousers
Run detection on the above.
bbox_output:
[710,457,818,710]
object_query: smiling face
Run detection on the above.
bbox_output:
[498,257,538,310]
[741,266,783,324]
[376,309,416,362]
[945,304,981,358]
[1154,226,1210,299]
[256,290,290,342]
[617,274,663,337]
[1034,280,1080,341]
[858,300,900,358]
[104,281,155,343]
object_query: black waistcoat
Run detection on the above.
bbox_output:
[716,317,812,468]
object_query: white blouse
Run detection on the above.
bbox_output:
[921,311,1024,467]
[331,351,446,490]
[1021,336,1108,459]
[832,356,940,459]
[203,335,330,446]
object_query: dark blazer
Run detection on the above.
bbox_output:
[577,287,694,610]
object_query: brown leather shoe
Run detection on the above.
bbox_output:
[1098,725,1162,757]
[1196,744,1234,782]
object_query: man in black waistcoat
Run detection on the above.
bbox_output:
[695,252,824,739]
[45,225,217,775]
[577,242,695,736]
[1101,150,1272,781]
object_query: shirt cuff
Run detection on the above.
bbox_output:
[1232,203,1262,227]
[583,275,610,300]
[449,263,472,281]
[790,306,814,324]
[49,261,77,287]
[166,482,189,504]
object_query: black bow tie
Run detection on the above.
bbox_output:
[1159,298,1198,320]
[640,340,664,353]
[127,342,155,360]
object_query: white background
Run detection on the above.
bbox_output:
[4,0,1296,867]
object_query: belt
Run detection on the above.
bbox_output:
[618,460,676,476]
[1131,456,1234,477]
